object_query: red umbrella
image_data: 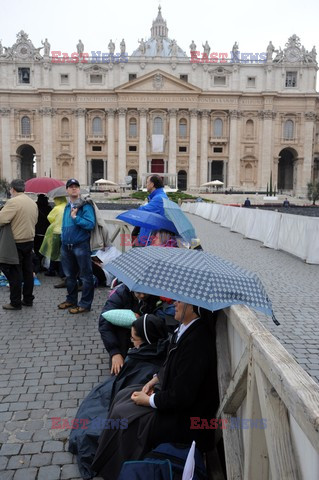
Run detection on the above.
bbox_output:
[25,177,65,194]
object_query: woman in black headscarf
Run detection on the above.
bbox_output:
[92,302,219,480]
[69,314,169,480]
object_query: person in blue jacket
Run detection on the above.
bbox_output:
[58,178,96,314]
[134,175,168,246]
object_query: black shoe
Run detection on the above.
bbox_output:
[3,303,22,310]
[54,280,67,288]
[44,271,56,277]
[22,300,33,307]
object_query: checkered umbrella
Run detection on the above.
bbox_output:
[105,246,278,323]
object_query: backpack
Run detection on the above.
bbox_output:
[118,443,208,480]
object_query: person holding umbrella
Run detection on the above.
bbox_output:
[92,300,219,479]
[133,175,168,246]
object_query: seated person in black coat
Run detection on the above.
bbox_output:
[92,301,219,480]
[69,314,169,480]
[98,283,176,375]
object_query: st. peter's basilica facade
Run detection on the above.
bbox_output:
[0,7,318,193]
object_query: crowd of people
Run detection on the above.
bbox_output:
[0,175,219,479]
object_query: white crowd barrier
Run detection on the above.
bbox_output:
[182,202,319,264]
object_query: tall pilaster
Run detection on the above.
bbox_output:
[168,109,177,175]
[189,109,198,188]
[138,108,147,184]
[0,108,12,181]
[117,108,127,183]
[106,109,115,182]
[228,110,240,188]
[259,110,276,190]
[303,112,316,192]
[200,110,209,186]
[75,108,86,184]
[39,107,55,178]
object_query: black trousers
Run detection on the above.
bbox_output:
[0,241,34,307]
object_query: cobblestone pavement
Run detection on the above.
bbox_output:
[190,214,319,385]
[1,210,318,478]
[0,276,108,479]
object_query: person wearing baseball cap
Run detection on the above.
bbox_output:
[58,178,95,314]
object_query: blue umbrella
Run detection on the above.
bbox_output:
[116,209,178,235]
[162,198,196,244]
[105,246,278,324]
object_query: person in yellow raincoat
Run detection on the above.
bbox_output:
[39,196,67,264]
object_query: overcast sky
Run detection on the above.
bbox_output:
[1,0,319,65]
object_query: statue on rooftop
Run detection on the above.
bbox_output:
[120,39,126,54]
[189,40,197,51]
[202,41,210,56]
[77,40,84,54]
[266,41,275,62]
[41,38,50,56]
[108,39,115,54]
[138,38,146,54]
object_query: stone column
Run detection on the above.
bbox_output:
[0,108,12,181]
[106,109,115,182]
[39,107,54,178]
[138,108,147,184]
[117,108,127,183]
[75,108,86,184]
[168,109,177,175]
[228,110,240,188]
[303,112,316,193]
[87,159,92,185]
[200,110,209,185]
[188,109,198,188]
[259,110,276,190]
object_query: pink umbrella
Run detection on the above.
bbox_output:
[25,177,65,194]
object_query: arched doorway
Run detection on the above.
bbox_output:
[17,144,36,180]
[178,170,187,191]
[128,169,138,190]
[278,148,297,191]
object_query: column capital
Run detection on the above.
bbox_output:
[258,110,276,119]
[117,107,127,116]
[0,107,11,117]
[106,108,115,117]
[304,111,316,121]
[229,110,241,119]
[74,108,86,117]
[138,108,148,116]
[189,109,199,118]
[38,107,56,116]
[200,109,210,118]
[168,108,178,116]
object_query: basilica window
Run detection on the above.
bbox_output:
[153,116,163,135]
[129,74,137,81]
[92,116,103,135]
[214,76,226,86]
[213,118,223,138]
[285,72,297,88]
[245,119,254,138]
[179,118,187,138]
[283,120,294,140]
[61,117,69,136]
[244,163,253,182]
[21,116,31,135]
[90,74,102,84]
[60,74,69,85]
[129,117,137,137]
[180,74,188,82]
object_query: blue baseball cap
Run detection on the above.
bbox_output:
[66,178,80,188]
